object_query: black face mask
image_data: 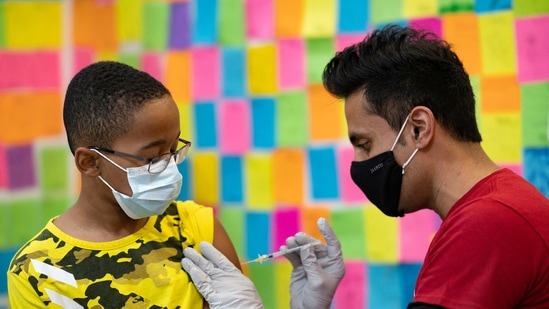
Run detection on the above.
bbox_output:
[349,115,418,217]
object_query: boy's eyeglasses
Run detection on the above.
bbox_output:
[89,138,192,174]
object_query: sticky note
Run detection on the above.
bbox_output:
[278,38,305,89]
[515,15,549,83]
[400,209,437,262]
[333,262,367,309]
[245,153,274,209]
[368,264,405,308]
[364,206,398,262]
[274,261,293,308]
[520,82,549,147]
[308,84,344,141]
[339,147,368,203]
[0,51,60,90]
[273,148,305,205]
[442,13,480,75]
[248,263,275,308]
[302,0,336,37]
[177,160,191,201]
[480,75,520,113]
[118,53,140,69]
[338,0,368,33]
[219,100,250,154]
[301,206,331,241]
[478,12,516,75]
[191,152,219,207]
[276,91,308,147]
[169,2,190,49]
[73,0,118,52]
[219,0,245,46]
[274,0,304,37]
[222,47,246,97]
[308,147,339,200]
[141,52,163,83]
[370,0,404,25]
[273,207,301,253]
[403,0,439,18]
[246,0,273,40]
[165,51,191,103]
[39,145,69,192]
[0,3,5,47]
[218,207,245,257]
[8,199,42,245]
[513,0,549,17]
[193,102,218,148]
[480,113,521,163]
[500,164,523,177]
[73,48,95,77]
[245,212,271,260]
[336,34,365,52]
[192,0,217,44]
[221,156,243,203]
[306,38,334,84]
[0,145,7,189]
[248,44,277,94]
[523,148,549,197]
[6,144,36,190]
[474,0,511,12]
[439,0,474,13]
[400,263,423,303]
[192,46,220,100]
[178,103,194,149]
[41,196,71,225]
[251,97,276,148]
[115,0,143,41]
[409,17,443,38]
[143,1,169,51]
[330,208,366,258]
[4,1,61,48]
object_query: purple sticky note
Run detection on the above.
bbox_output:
[272,207,300,254]
[515,15,549,83]
[334,261,367,308]
[338,146,368,203]
[409,17,443,38]
[169,2,191,49]
[246,0,274,40]
[192,46,220,100]
[7,144,36,190]
[278,38,305,89]
[0,144,7,189]
[219,100,251,154]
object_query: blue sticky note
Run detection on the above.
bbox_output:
[245,212,270,260]
[368,264,405,309]
[399,263,422,305]
[194,102,218,148]
[251,97,275,148]
[523,147,549,198]
[475,0,511,13]
[308,147,339,199]
[338,0,369,33]
[191,0,217,44]
[0,248,17,293]
[169,2,190,49]
[221,156,243,203]
[222,47,245,97]
[177,160,191,201]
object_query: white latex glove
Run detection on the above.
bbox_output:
[283,217,345,309]
[181,242,264,309]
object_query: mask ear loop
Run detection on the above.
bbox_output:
[401,148,419,175]
[90,148,128,172]
[391,115,411,151]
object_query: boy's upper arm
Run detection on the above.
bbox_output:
[212,217,242,271]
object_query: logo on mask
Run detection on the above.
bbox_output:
[370,163,384,173]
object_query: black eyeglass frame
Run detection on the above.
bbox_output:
[89,138,192,174]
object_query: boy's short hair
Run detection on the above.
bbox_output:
[63,61,171,154]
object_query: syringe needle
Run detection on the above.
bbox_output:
[241,242,321,265]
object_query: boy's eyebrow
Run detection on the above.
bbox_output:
[139,132,182,150]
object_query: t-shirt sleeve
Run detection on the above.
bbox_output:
[176,200,214,252]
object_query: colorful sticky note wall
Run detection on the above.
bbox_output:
[1,1,548,308]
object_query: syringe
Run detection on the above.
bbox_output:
[242,242,321,264]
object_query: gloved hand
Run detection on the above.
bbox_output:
[181,242,264,309]
[283,217,345,309]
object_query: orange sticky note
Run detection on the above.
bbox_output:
[301,206,331,242]
[273,148,304,205]
[73,0,118,52]
[480,75,520,113]
[275,0,304,38]
[248,44,277,94]
[308,84,343,140]
[165,51,191,104]
[442,13,481,75]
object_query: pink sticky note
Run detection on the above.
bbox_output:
[339,147,368,203]
[0,144,7,189]
[272,207,301,254]
[278,38,305,89]
[410,17,443,38]
[334,261,367,308]
[73,48,95,76]
[141,52,164,83]
[219,100,250,154]
[336,34,365,52]
[500,164,523,177]
[192,46,220,100]
[515,15,549,83]
[31,51,61,89]
[400,209,438,262]
[246,0,274,40]
[0,52,19,90]
[0,52,59,90]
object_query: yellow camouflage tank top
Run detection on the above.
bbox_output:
[7,200,213,309]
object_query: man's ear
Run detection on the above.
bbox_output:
[409,106,435,149]
[74,147,100,177]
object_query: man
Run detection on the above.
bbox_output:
[182,25,549,308]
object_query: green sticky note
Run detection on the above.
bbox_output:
[40,146,69,192]
[370,0,403,25]
[469,75,482,131]
[118,53,141,69]
[0,2,5,48]
[439,0,474,13]
[143,2,168,51]
[8,198,42,246]
[306,38,334,84]
[42,195,71,221]
[0,201,9,248]
[219,0,245,46]
[330,207,366,259]
[248,263,276,308]
[521,83,549,147]
[513,0,549,17]
[218,207,244,258]
[277,91,308,147]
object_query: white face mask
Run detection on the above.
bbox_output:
[92,150,182,219]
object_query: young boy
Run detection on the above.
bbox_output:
[7,61,240,308]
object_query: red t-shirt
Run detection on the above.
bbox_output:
[412,169,549,308]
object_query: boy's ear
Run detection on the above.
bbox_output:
[74,147,100,176]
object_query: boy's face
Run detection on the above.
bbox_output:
[97,95,181,198]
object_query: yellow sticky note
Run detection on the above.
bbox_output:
[192,152,219,206]
[177,103,193,144]
[302,0,336,37]
[478,11,516,76]
[274,261,293,307]
[403,0,439,18]
[248,44,277,94]
[4,2,62,48]
[480,113,521,163]
[116,0,144,41]
[245,153,274,209]
[364,206,398,263]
